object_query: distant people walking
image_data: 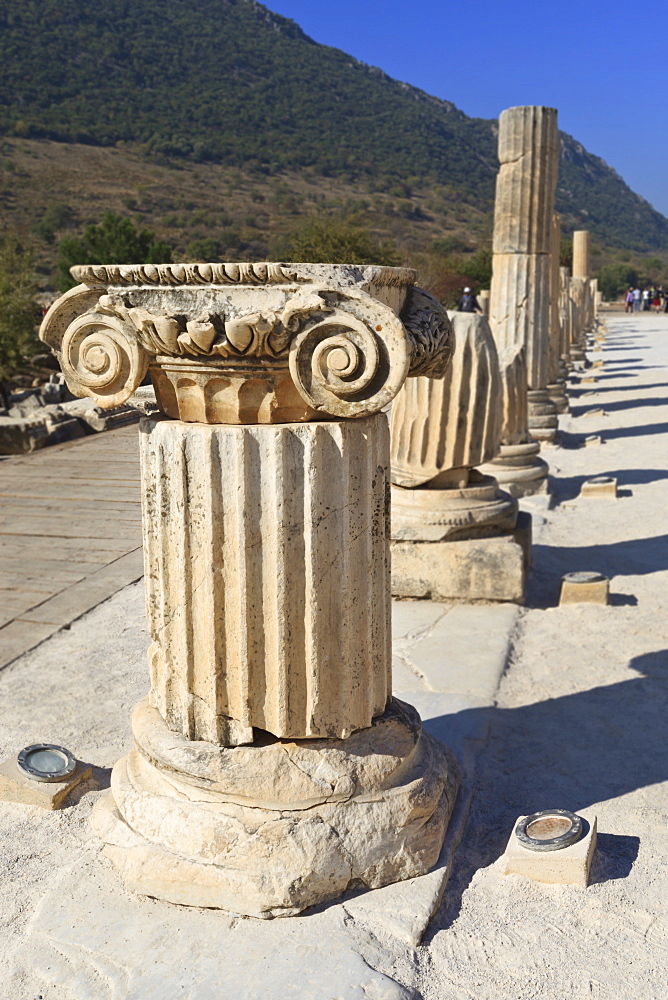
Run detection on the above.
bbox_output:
[624,288,634,313]
[457,287,482,313]
[632,287,641,312]
[642,288,651,311]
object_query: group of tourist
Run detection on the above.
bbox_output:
[624,286,668,313]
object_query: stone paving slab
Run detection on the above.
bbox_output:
[9,852,415,1000]
[0,426,142,669]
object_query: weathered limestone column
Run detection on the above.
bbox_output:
[479,343,548,496]
[572,230,590,280]
[40,262,459,918]
[569,230,591,365]
[559,266,573,367]
[478,289,490,315]
[389,312,527,603]
[488,106,559,446]
[481,106,557,494]
[591,278,602,336]
[546,214,569,414]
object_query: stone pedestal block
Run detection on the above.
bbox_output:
[559,572,609,605]
[391,533,526,603]
[579,475,617,498]
[503,814,597,886]
[91,698,459,917]
[0,756,91,810]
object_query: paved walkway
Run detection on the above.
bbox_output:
[413,312,668,998]
[0,427,142,668]
[0,314,666,998]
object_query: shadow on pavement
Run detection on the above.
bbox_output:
[571,397,668,416]
[424,647,667,937]
[602,422,668,440]
[526,534,668,608]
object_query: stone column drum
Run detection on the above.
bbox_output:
[488,105,560,446]
[572,229,590,280]
[481,106,556,495]
[546,214,569,414]
[569,230,591,365]
[559,266,573,370]
[40,261,459,918]
[479,343,549,497]
[389,311,527,603]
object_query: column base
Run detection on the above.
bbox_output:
[389,474,527,602]
[91,699,459,919]
[546,381,569,414]
[527,389,559,443]
[390,473,518,542]
[479,441,549,498]
[569,346,587,369]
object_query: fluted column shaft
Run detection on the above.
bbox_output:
[141,414,391,744]
[559,267,571,358]
[572,230,590,279]
[548,214,562,384]
[488,106,559,392]
[390,312,501,487]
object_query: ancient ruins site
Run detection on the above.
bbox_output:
[0,6,667,995]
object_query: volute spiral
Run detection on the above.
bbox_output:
[289,289,409,417]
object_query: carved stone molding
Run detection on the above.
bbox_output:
[40,263,453,423]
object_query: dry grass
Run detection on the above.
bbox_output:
[0,137,490,291]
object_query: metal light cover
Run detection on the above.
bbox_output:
[17,744,77,783]
[515,809,583,852]
[562,571,606,585]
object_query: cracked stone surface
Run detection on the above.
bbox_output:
[90,697,459,918]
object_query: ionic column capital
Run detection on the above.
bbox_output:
[40,263,453,423]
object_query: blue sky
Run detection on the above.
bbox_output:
[268,0,668,217]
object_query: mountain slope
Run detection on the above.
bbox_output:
[0,0,666,253]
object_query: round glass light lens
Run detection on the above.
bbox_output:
[17,744,77,783]
[515,809,583,852]
[563,570,605,585]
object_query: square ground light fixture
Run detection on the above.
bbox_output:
[503,809,597,886]
[579,476,618,499]
[560,571,609,605]
[0,744,91,810]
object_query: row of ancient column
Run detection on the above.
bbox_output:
[388,105,600,604]
[37,105,599,920]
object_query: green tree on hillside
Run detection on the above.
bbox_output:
[57,212,173,291]
[597,263,638,300]
[560,238,573,270]
[0,234,39,407]
[274,216,399,266]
